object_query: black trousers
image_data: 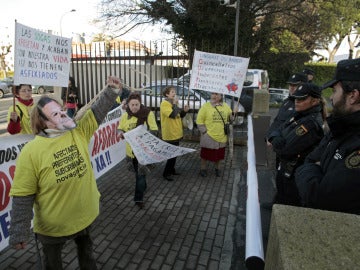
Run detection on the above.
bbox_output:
[275,165,301,206]
[163,140,179,177]
[36,226,97,270]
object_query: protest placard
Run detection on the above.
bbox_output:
[189,50,249,98]
[13,22,72,87]
[123,125,196,165]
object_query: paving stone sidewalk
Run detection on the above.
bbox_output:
[0,141,255,270]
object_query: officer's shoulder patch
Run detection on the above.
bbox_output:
[345,150,360,169]
[295,124,308,136]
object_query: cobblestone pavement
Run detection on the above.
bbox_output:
[1,139,274,270]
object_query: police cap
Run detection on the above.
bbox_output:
[293,83,321,99]
[287,72,308,85]
[322,58,360,90]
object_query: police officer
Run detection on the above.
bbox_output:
[268,83,325,206]
[266,72,308,172]
[296,59,360,214]
[266,72,308,143]
[303,68,315,83]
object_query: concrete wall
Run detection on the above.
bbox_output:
[265,204,360,270]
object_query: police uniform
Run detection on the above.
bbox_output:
[266,73,308,169]
[269,83,324,206]
[295,58,360,214]
[266,72,307,139]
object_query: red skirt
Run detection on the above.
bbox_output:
[200,147,225,162]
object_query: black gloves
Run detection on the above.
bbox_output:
[271,136,286,149]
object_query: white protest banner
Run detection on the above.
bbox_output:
[0,107,126,252]
[123,125,196,165]
[89,107,126,179]
[13,22,72,87]
[0,134,34,252]
[189,50,249,98]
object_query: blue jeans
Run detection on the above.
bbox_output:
[132,158,147,202]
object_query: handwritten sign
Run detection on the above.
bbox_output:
[13,22,71,87]
[189,50,249,98]
[124,125,196,165]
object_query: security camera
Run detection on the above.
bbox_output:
[219,0,230,5]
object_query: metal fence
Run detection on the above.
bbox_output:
[69,39,248,137]
[70,40,190,106]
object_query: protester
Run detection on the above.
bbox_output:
[7,84,34,135]
[296,59,360,214]
[9,76,122,270]
[160,85,189,181]
[111,81,131,110]
[118,92,158,209]
[303,68,315,83]
[61,76,80,118]
[196,92,235,177]
[268,83,326,206]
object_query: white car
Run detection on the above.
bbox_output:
[269,88,289,104]
[177,69,269,113]
[141,81,244,125]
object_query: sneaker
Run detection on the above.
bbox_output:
[215,169,221,177]
[200,170,207,177]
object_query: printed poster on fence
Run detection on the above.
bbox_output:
[123,125,196,165]
[189,50,249,98]
[13,21,72,87]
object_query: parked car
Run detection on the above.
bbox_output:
[141,80,244,125]
[0,81,11,98]
[1,77,14,88]
[32,85,54,94]
[176,68,270,113]
[269,88,289,105]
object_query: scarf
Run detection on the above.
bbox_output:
[17,97,34,106]
[126,104,151,127]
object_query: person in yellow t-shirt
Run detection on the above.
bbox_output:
[9,76,122,270]
[118,92,158,209]
[196,92,234,177]
[160,86,189,181]
[7,84,35,134]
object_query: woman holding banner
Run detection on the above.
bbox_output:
[9,76,122,270]
[7,84,34,134]
[196,92,235,177]
[118,93,158,209]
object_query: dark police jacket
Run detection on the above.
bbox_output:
[295,110,360,214]
[266,97,295,140]
[270,105,324,164]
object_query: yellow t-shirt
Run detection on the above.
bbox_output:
[118,111,158,158]
[10,110,100,237]
[196,102,232,144]
[160,100,183,141]
[7,102,35,134]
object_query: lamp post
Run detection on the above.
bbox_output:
[60,9,76,36]
[233,0,240,56]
